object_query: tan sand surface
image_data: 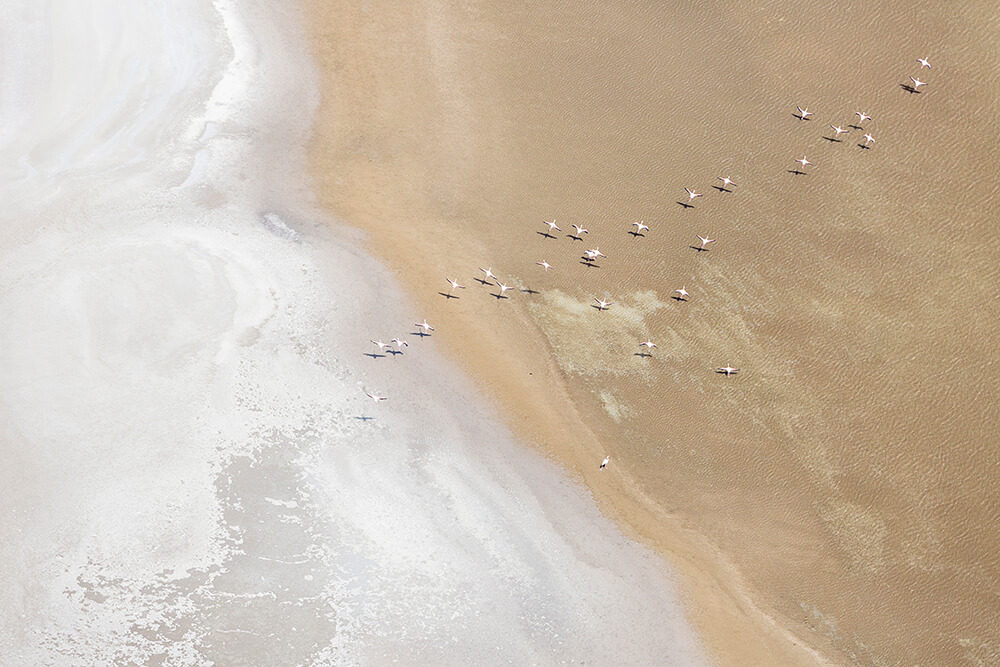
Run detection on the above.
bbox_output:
[304,1,1000,663]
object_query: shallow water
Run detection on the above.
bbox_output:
[0,1,705,664]
[303,0,1000,662]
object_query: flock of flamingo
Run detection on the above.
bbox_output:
[360,57,933,467]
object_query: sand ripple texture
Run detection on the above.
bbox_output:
[0,1,705,665]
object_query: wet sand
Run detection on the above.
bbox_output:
[306,0,1000,663]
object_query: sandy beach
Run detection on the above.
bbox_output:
[305,0,1000,664]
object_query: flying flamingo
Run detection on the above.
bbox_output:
[909,76,927,89]
[916,57,931,69]
[543,219,561,233]
[391,337,408,348]
[718,176,736,188]
[862,133,875,146]
[639,339,657,350]
[716,365,739,377]
[829,124,849,137]
[445,277,465,294]
[495,282,513,298]
[631,221,649,233]
[571,224,589,236]
[370,339,392,352]
[479,267,497,281]
[696,235,715,251]
[795,156,812,169]
[364,391,388,403]
[796,106,813,119]
[536,259,552,271]
[684,187,703,201]
[855,111,872,123]
[414,319,435,332]
[674,287,689,300]
[593,297,612,311]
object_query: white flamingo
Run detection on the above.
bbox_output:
[916,57,931,69]
[480,267,497,281]
[370,339,391,352]
[696,235,715,250]
[571,224,589,236]
[674,287,689,300]
[594,297,612,311]
[796,106,813,119]
[543,219,561,233]
[536,259,552,271]
[414,319,435,332]
[718,176,736,188]
[446,277,465,293]
[862,133,875,145]
[855,111,872,123]
[495,282,513,297]
[639,339,657,350]
[391,337,408,348]
[632,221,649,233]
[830,124,849,137]
[684,187,703,201]
[795,156,812,168]
[716,365,739,377]
[365,391,388,403]
[909,76,927,89]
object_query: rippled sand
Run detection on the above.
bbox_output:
[306,0,1000,663]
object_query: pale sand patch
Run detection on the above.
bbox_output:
[525,289,669,379]
[598,389,633,424]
